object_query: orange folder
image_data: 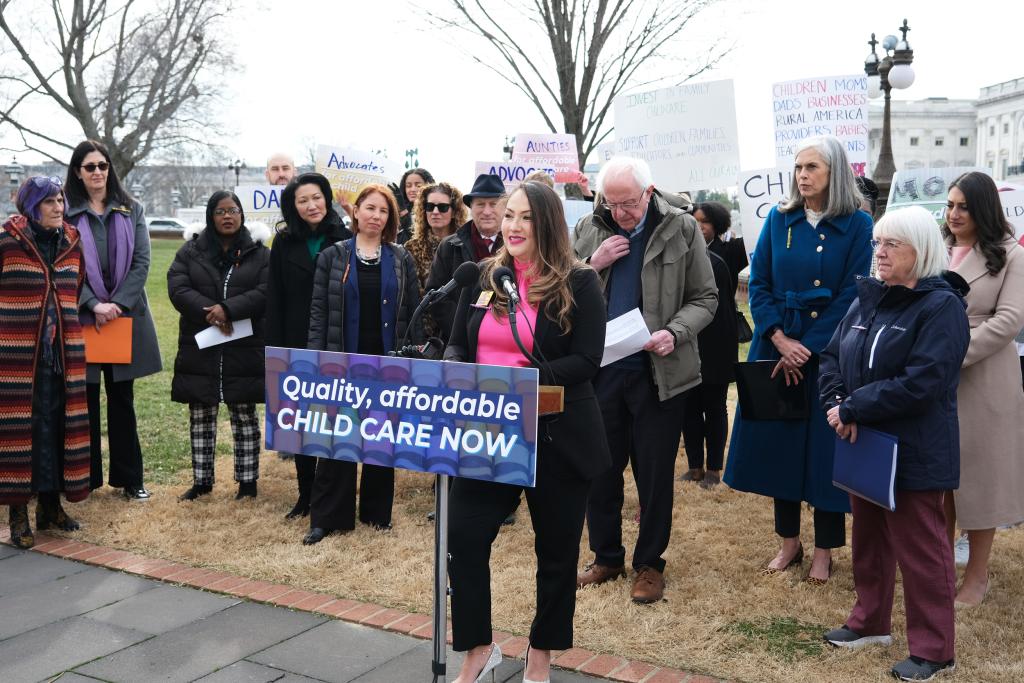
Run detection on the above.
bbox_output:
[82,317,133,364]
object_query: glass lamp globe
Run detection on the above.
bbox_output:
[867,75,882,98]
[888,64,915,89]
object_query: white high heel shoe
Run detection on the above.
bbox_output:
[523,646,550,683]
[475,642,502,682]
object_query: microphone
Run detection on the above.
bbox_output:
[432,261,480,302]
[492,265,520,307]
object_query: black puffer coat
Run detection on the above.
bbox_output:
[168,227,269,405]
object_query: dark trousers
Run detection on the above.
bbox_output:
[448,455,590,652]
[309,459,394,530]
[86,365,144,489]
[773,498,846,548]
[681,382,729,471]
[586,365,686,573]
[294,454,317,502]
[846,491,956,662]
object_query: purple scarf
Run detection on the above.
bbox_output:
[76,209,134,302]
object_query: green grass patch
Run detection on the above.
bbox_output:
[724,617,828,662]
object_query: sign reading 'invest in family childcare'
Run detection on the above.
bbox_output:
[265,347,540,487]
[613,79,741,191]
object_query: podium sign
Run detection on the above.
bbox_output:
[264,347,540,487]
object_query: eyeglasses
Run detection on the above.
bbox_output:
[600,191,647,212]
[871,238,906,251]
[424,202,451,213]
[30,176,63,188]
[213,207,242,217]
[80,162,109,173]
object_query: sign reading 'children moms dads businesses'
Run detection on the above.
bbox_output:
[315,145,398,206]
[613,79,741,190]
[265,347,540,487]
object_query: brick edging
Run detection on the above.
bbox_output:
[0,526,724,683]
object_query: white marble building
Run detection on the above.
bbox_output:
[976,77,1024,181]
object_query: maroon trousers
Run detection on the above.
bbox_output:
[846,490,956,662]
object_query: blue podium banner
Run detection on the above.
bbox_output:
[264,347,540,487]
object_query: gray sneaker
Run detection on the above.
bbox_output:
[824,625,893,649]
[891,656,955,681]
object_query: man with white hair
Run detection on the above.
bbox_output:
[265,153,297,186]
[573,156,718,603]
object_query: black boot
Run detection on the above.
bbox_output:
[36,492,80,531]
[9,505,34,549]
[285,494,310,519]
[179,484,212,501]
[235,481,257,500]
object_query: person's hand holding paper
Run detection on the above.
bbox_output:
[601,308,652,367]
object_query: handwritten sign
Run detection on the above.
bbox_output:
[475,161,556,194]
[996,181,1024,237]
[613,79,741,191]
[265,348,539,487]
[773,75,870,175]
[235,185,284,228]
[315,145,396,205]
[595,142,616,167]
[512,133,579,182]
[737,168,792,258]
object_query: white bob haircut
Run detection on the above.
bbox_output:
[874,205,949,281]
[596,156,654,194]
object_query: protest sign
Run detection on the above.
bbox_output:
[595,142,616,167]
[475,160,556,194]
[234,184,284,228]
[265,348,540,487]
[613,79,741,190]
[886,166,987,222]
[315,145,397,206]
[737,167,792,257]
[512,133,579,182]
[995,181,1024,237]
[563,199,593,231]
[773,75,870,176]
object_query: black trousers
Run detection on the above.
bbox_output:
[309,459,394,530]
[774,498,846,549]
[448,453,590,652]
[87,365,144,489]
[294,454,317,502]
[586,365,686,573]
[31,361,65,494]
[681,382,729,472]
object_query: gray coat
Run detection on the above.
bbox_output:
[66,199,162,383]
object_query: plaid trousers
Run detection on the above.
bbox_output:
[189,403,260,485]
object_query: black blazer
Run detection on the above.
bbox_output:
[444,266,611,480]
[696,251,738,385]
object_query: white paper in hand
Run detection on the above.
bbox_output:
[601,308,652,367]
[195,318,253,349]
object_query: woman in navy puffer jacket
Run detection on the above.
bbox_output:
[818,206,969,682]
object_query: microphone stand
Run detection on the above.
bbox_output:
[506,297,543,368]
[394,287,440,356]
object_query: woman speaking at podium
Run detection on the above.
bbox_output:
[444,181,610,683]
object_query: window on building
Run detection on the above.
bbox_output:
[1004,123,1010,134]
[935,138,944,147]
[960,137,969,147]
[909,137,919,146]
[990,125,995,136]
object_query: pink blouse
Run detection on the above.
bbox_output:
[949,245,972,270]
[477,260,538,368]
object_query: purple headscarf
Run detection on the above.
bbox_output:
[76,207,135,302]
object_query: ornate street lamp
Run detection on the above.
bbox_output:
[227,159,245,186]
[865,19,916,215]
[405,148,419,170]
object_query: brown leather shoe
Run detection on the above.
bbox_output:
[681,467,704,482]
[631,566,665,603]
[576,562,626,589]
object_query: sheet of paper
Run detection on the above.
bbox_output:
[601,308,652,367]
[195,318,253,349]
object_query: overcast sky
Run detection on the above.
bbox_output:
[3,0,1022,191]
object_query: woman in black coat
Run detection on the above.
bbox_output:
[266,173,352,518]
[445,182,610,683]
[168,191,269,500]
[818,206,968,682]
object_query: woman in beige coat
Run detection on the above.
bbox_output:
[942,171,1024,607]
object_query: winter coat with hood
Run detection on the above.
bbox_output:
[167,223,270,405]
[819,273,970,491]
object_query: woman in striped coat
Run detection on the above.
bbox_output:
[0,176,91,548]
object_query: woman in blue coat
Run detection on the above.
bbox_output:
[724,136,873,584]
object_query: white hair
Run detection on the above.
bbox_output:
[874,206,949,280]
[597,156,654,194]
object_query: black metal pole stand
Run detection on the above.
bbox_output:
[431,473,450,682]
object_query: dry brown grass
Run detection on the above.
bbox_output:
[62,417,1024,683]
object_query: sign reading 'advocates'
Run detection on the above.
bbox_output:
[265,348,540,487]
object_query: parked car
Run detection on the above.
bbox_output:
[146,216,189,233]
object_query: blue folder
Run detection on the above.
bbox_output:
[832,426,898,511]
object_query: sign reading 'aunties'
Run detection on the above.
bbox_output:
[511,133,579,182]
[772,75,870,176]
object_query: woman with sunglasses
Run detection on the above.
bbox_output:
[65,140,162,501]
[1,176,91,548]
[403,182,467,338]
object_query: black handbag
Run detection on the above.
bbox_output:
[736,311,753,344]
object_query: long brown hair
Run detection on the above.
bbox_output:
[479,181,585,333]
[941,171,1014,276]
[351,184,400,243]
[410,181,466,242]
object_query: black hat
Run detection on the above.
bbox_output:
[463,174,505,207]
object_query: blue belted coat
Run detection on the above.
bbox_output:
[724,205,873,512]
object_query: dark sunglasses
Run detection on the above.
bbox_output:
[80,162,110,173]
[424,202,452,213]
[30,175,63,188]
